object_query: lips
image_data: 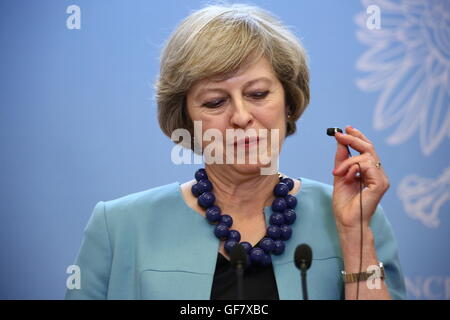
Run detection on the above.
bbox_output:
[233,136,260,147]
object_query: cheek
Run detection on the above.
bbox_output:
[256,91,287,129]
[194,117,229,148]
[202,116,229,133]
[253,114,286,152]
[255,107,287,133]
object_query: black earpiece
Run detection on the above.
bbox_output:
[326,128,343,136]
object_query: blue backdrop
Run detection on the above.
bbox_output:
[0,0,449,299]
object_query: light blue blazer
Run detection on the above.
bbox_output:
[65,177,406,300]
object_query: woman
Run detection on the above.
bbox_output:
[66,4,406,300]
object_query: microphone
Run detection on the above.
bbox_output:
[294,244,313,300]
[230,244,248,300]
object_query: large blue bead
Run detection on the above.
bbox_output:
[285,194,297,209]
[214,224,229,239]
[274,182,289,197]
[267,225,281,239]
[191,183,203,197]
[198,192,215,208]
[272,240,285,255]
[283,209,297,225]
[205,206,221,223]
[271,198,287,212]
[240,241,252,253]
[281,178,294,191]
[224,240,238,253]
[270,212,285,226]
[260,253,272,267]
[197,179,212,193]
[280,225,292,240]
[249,247,265,264]
[259,237,275,253]
[228,229,241,242]
[219,214,233,228]
[195,169,208,181]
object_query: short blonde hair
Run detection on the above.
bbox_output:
[155,3,310,147]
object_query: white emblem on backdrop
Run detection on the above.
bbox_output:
[397,166,450,228]
[355,0,450,227]
[355,0,450,155]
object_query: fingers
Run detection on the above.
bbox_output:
[333,153,369,176]
[333,126,383,181]
[335,130,374,155]
[334,138,351,167]
[332,126,390,193]
[334,126,382,166]
[333,150,388,188]
[334,126,362,167]
[345,163,362,183]
[345,126,372,144]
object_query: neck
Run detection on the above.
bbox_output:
[204,165,279,220]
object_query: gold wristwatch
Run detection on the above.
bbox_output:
[341,262,385,283]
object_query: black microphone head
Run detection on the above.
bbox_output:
[294,244,313,271]
[327,128,343,136]
[230,244,248,269]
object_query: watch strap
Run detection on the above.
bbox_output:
[341,262,385,283]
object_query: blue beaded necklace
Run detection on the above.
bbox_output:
[191,168,298,267]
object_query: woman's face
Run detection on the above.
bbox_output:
[186,56,287,174]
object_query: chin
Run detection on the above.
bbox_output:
[229,162,277,176]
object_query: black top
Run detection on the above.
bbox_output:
[210,250,280,300]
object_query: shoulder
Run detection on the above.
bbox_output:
[298,176,333,192]
[294,176,335,229]
[104,182,180,211]
[97,182,181,230]
[297,176,334,204]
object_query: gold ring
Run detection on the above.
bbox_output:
[375,162,382,168]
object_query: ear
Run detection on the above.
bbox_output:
[286,105,291,118]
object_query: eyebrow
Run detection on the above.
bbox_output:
[194,77,273,98]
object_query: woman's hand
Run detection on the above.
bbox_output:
[332,126,390,235]
[332,126,392,300]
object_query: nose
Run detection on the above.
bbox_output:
[229,97,253,129]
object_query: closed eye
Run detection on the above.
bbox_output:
[202,98,225,108]
[249,91,270,99]
[201,91,270,108]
